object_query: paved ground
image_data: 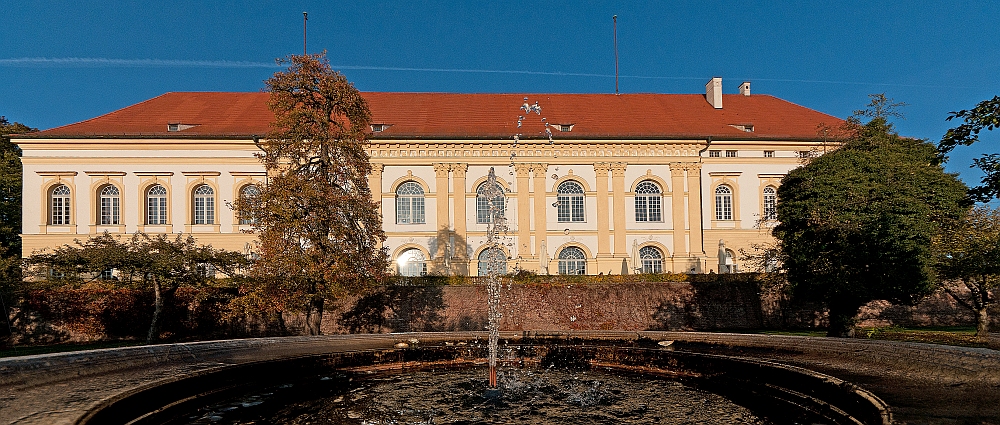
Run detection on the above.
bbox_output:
[1,331,997,424]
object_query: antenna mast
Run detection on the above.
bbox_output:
[613,15,619,95]
[303,12,308,55]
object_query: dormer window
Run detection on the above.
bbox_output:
[728,124,754,132]
[557,124,574,132]
[371,124,391,132]
[167,123,198,132]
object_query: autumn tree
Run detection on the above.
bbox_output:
[1,116,35,346]
[774,95,969,337]
[236,52,388,335]
[938,96,1000,202]
[28,233,246,343]
[934,206,1000,337]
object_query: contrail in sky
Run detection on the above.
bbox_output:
[0,57,976,89]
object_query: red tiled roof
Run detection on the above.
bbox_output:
[28,92,843,140]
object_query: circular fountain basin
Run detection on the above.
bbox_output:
[66,335,887,424]
[10,331,1000,424]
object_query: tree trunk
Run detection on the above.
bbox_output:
[976,306,990,338]
[147,279,163,343]
[827,304,860,338]
[305,295,324,335]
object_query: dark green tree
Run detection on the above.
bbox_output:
[938,96,1000,202]
[774,95,969,337]
[1,117,35,347]
[28,233,246,343]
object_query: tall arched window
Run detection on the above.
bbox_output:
[478,247,507,276]
[98,185,120,225]
[557,181,585,222]
[193,184,215,225]
[238,184,260,225]
[50,184,72,225]
[639,246,664,274]
[476,182,505,224]
[715,185,733,221]
[762,186,777,221]
[558,246,587,275]
[146,184,168,225]
[634,181,662,222]
[397,248,427,277]
[396,181,425,224]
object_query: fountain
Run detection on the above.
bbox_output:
[477,166,506,388]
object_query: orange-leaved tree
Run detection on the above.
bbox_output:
[237,52,388,335]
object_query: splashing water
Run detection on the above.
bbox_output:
[478,167,507,388]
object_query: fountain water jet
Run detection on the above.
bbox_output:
[477,167,507,388]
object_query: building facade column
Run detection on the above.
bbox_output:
[368,163,384,214]
[514,163,532,260]
[531,163,549,266]
[685,162,704,257]
[611,162,628,259]
[668,163,687,256]
[450,163,469,275]
[594,163,611,258]
[432,163,451,267]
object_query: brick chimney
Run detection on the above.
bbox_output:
[705,77,722,109]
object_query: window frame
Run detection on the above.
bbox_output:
[556,181,586,223]
[476,182,505,224]
[639,246,664,274]
[557,246,587,275]
[98,184,121,225]
[634,180,663,222]
[193,184,215,225]
[146,184,168,225]
[50,184,72,225]
[762,186,777,221]
[238,184,261,225]
[395,181,426,224]
[715,185,734,221]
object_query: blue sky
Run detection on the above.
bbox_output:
[2,1,997,187]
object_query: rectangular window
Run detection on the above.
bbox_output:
[148,198,167,225]
[708,150,721,158]
[101,197,120,225]
[195,196,214,224]
[52,198,67,225]
[648,196,662,222]
[725,150,738,157]
[635,197,648,222]
[763,150,774,158]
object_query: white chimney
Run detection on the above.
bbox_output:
[705,77,722,109]
[739,81,751,96]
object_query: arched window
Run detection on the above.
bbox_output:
[50,184,72,225]
[762,186,777,221]
[634,181,662,222]
[396,181,425,224]
[639,246,664,274]
[397,248,427,277]
[146,184,168,225]
[193,184,215,225]
[476,182,505,224]
[98,185,120,225]
[557,181,585,222]
[715,185,733,221]
[478,247,507,276]
[238,184,261,225]
[558,246,587,275]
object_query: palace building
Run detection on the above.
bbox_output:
[13,78,842,276]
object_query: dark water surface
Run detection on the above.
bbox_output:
[184,367,768,424]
